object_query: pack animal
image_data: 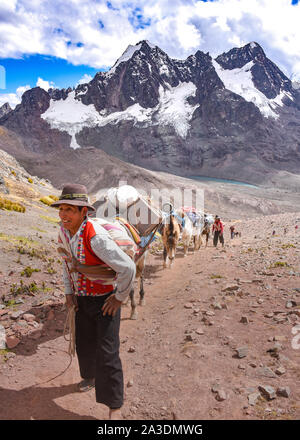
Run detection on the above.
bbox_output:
[201,223,210,247]
[161,214,180,268]
[127,250,147,320]
[176,209,203,256]
[201,214,214,247]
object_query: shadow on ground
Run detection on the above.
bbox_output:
[0,383,97,420]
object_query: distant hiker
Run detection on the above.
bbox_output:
[52,183,136,420]
[272,230,276,236]
[229,225,235,239]
[284,227,287,235]
[212,215,224,248]
[296,225,299,232]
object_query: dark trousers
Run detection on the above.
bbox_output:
[75,294,123,409]
[213,231,224,247]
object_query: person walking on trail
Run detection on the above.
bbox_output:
[51,183,136,420]
[229,225,235,239]
[212,215,224,248]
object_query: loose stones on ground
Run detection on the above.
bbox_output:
[276,387,291,398]
[259,385,276,400]
[211,383,227,401]
[235,346,248,358]
[240,316,249,324]
[248,392,261,406]
[275,366,286,376]
[256,366,276,378]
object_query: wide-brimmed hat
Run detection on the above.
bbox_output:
[51,183,96,211]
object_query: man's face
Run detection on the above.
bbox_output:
[59,204,87,235]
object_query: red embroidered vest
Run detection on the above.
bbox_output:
[76,220,114,296]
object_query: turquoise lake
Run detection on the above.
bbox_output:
[190,176,259,188]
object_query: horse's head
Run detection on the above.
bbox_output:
[162,215,180,263]
[166,233,177,260]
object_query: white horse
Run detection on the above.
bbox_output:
[176,209,204,256]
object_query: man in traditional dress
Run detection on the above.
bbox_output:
[52,183,136,420]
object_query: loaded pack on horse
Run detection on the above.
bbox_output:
[175,206,204,256]
[67,185,163,320]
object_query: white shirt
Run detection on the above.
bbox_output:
[62,217,136,302]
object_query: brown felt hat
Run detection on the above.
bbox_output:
[51,183,96,211]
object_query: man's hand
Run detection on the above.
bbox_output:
[65,294,78,311]
[102,294,122,317]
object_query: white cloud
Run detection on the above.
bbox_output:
[0,84,30,109]
[76,74,93,85]
[16,85,31,98]
[0,93,20,109]
[0,0,299,79]
[36,77,54,90]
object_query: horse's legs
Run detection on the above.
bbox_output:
[206,232,209,247]
[139,275,145,306]
[129,286,137,320]
[163,246,167,268]
[194,234,201,251]
[199,235,203,250]
[183,240,188,256]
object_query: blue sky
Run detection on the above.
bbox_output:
[1,56,99,93]
[0,0,300,107]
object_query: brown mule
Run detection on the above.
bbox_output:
[201,224,211,247]
[161,214,180,268]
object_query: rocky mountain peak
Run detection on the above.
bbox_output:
[108,40,157,76]
[48,87,73,101]
[20,87,50,114]
[216,42,266,70]
[77,39,176,112]
[136,39,157,50]
[75,40,223,115]
[0,40,300,189]
[0,102,12,118]
[215,42,294,100]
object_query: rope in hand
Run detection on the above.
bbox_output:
[33,305,76,387]
[64,304,76,357]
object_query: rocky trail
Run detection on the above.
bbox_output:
[0,190,300,420]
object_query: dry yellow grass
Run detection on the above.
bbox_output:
[5,177,40,199]
[39,196,55,206]
[0,196,26,213]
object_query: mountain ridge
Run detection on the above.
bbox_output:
[0,40,300,191]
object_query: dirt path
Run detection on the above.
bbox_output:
[0,205,300,420]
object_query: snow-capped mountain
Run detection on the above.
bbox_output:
[0,40,300,189]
